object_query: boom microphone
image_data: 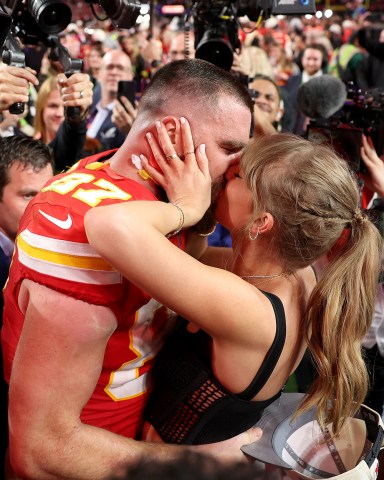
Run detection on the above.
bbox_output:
[297,75,347,119]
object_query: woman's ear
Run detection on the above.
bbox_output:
[253,212,274,235]
[162,116,182,155]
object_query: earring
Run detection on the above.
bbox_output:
[248,228,259,241]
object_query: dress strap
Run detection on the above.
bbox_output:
[237,290,287,400]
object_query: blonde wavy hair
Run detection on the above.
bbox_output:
[33,75,60,144]
[241,133,382,435]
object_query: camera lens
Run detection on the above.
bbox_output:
[195,30,233,71]
[28,0,71,34]
[100,0,141,29]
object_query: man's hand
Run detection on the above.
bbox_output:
[112,96,137,135]
[195,427,263,463]
[58,72,93,118]
[0,64,38,112]
[253,104,277,137]
[360,134,384,197]
[231,52,249,77]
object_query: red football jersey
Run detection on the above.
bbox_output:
[2,153,184,439]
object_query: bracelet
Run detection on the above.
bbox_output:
[166,203,185,238]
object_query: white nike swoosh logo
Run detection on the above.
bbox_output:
[39,210,73,230]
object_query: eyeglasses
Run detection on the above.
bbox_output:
[104,64,131,72]
[252,90,278,103]
[169,50,192,57]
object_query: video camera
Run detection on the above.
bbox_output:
[190,0,316,71]
[306,84,384,174]
[0,0,141,115]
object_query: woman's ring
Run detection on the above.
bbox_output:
[166,153,178,161]
[184,151,195,156]
[79,91,84,99]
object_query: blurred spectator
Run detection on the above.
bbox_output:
[351,0,367,20]
[167,31,195,62]
[358,13,384,59]
[86,49,133,154]
[118,33,146,89]
[34,76,65,144]
[282,44,327,135]
[33,73,93,170]
[60,28,83,60]
[0,111,26,138]
[85,42,106,87]
[290,31,306,71]
[357,16,384,89]
[362,282,384,417]
[38,49,63,85]
[231,45,273,80]
[327,23,344,49]
[250,75,284,134]
[267,42,300,87]
[87,50,133,151]
[139,37,164,81]
[0,135,54,479]
[358,26,384,89]
[328,30,365,85]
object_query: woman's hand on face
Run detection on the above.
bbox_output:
[140,117,212,228]
[360,134,384,197]
[57,72,93,117]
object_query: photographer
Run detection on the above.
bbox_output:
[357,15,384,90]
[358,18,384,60]
[0,63,93,171]
[360,134,384,199]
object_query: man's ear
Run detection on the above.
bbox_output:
[162,116,182,155]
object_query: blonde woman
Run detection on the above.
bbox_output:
[33,72,93,170]
[85,125,382,444]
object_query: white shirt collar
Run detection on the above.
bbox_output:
[302,69,323,84]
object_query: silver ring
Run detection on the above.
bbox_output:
[79,91,84,99]
[184,151,195,156]
[165,153,178,161]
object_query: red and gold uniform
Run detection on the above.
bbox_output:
[2,151,184,439]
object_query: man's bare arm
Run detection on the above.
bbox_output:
[9,280,261,479]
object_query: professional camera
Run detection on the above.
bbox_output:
[0,0,141,46]
[190,0,316,71]
[0,0,141,114]
[306,84,384,174]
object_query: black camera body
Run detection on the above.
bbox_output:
[307,85,384,173]
[0,0,141,115]
[192,0,316,71]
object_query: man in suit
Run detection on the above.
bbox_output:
[0,135,54,478]
[86,49,133,153]
[282,44,326,136]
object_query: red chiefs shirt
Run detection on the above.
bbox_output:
[2,152,184,439]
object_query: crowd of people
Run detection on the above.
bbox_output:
[1,3,384,480]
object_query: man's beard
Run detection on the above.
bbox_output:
[190,178,223,235]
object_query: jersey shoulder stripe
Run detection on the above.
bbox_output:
[17,229,121,285]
